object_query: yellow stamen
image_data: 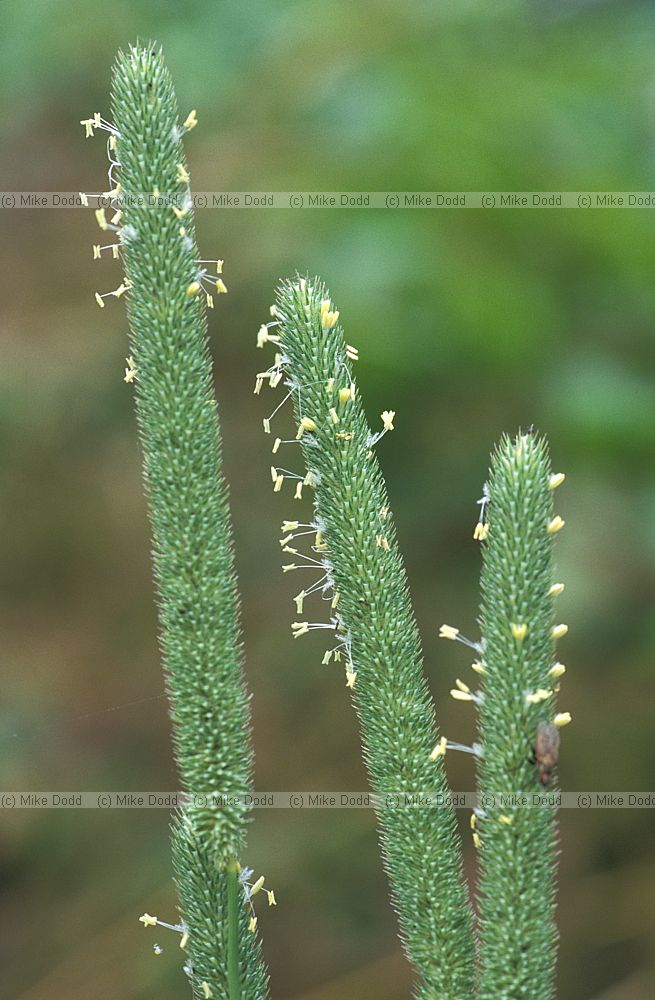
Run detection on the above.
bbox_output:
[430,736,447,760]
[439,624,459,641]
[183,109,198,130]
[547,516,565,534]
[251,876,265,895]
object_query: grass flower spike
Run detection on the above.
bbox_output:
[85,43,270,998]
[258,276,475,998]
[475,432,569,998]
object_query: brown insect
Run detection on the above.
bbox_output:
[533,721,561,786]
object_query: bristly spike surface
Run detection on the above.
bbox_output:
[110,43,268,997]
[268,276,475,998]
[476,431,562,999]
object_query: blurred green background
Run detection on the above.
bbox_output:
[2,0,655,997]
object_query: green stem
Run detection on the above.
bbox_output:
[227,861,242,1000]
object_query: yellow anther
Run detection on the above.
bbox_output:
[511,623,528,641]
[554,711,572,727]
[549,662,566,679]
[186,281,201,297]
[329,407,340,424]
[547,516,565,534]
[471,661,486,675]
[470,812,476,829]
[430,736,447,760]
[139,913,157,927]
[183,109,198,130]
[439,624,459,641]
[473,522,489,541]
[526,688,552,705]
[274,475,284,492]
[455,678,471,694]
[450,689,473,702]
[215,278,228,294]
[499,814,513,826]
[263,418,271,434]
[251,876,265,895]
[552,623,568,640]
[92,244,101,259]
[206,293,214,309]
[180,931,189,949]
[549,473,566,490]
[95,208,108,230]
[201,983,212,998]
[94,292,105,309]
[549,582,565,596]
[472,832,482,849]
[267,890,277,906]
[173,206,188,219]
[294,591,305,614]
[346,344,359,360]
[176,163,190,184]
[345,668,357,688]
[381,410,395,431]
[294,481,303,500]
[110,210,122,225]
[338,387,352,405]
[124,357,137,383]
